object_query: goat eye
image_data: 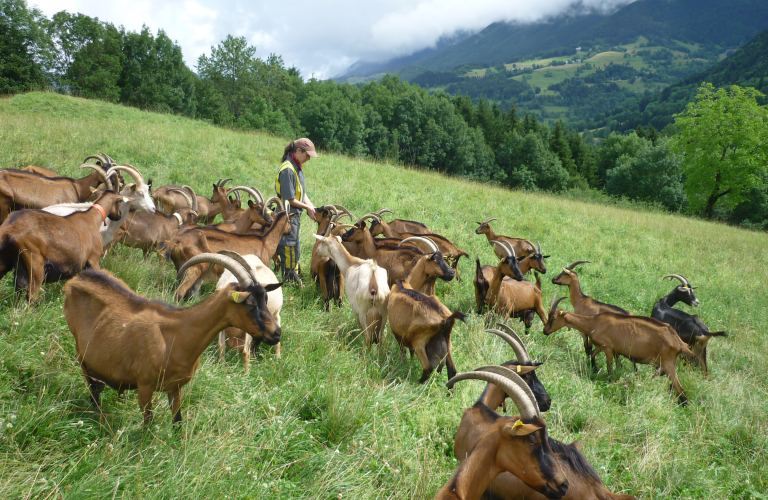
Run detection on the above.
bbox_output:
[528,435,536,444]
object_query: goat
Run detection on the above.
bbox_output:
[0,191,128,302]
[43,164,155,247]
[544,295,693,404]
[64,252,282,423]
[551,261,633,368]
[216,186,263,223]
[373,207,432,235]
[368,216,469,280]
[0,162,112,223]
[154,180,228,223]
[387,268,465,383]
[341,216,454,294]
[313,230,390,347]
[438,368,569,500]
[166,202,293,301]
[475,217,537,259]
[211,199,273,234]
[214,251,283,367]
[652,274,727,378]
[310,206,348,311]
[453,355,636,500]
[21,165,59,177]
[474,241,547,331]
[109,207,198,259]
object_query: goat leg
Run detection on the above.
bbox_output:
[414,339,433,383]
[167,388,182,425]
[86,376,105,412]
[218,331,227,363]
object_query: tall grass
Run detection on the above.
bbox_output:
[0,92,766,499]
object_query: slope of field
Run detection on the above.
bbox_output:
[1,92,767,499]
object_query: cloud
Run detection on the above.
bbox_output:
[30,0,634,79]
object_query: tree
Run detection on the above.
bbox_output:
[0,0,49,94]
[197,35,258,119]
[673,83,768,219]
[606,138,686,211]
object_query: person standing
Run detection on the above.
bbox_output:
[275,138,318,284]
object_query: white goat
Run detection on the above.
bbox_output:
[215,251,283,372]
[44,165,155,247]
[313,233,389,347]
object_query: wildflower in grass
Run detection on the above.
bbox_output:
[76,421,83,428]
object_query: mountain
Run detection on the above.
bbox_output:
[597,27,768,133]
[337,0,768,82]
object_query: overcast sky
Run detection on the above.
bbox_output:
[31,0,634,79]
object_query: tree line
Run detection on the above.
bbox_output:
[1,0,766,230]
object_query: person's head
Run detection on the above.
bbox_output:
[282,138,318,163]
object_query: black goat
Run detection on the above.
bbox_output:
[651,274,727,378]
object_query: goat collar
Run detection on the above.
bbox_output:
[93,203,107,222]
[172,212,183,227]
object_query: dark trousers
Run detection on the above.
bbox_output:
[277,214,301,279]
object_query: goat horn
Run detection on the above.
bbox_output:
[83,154,108,166]
[177,253,253,288]
[100,152,117,166]
[473,365,540,417]
[168,188,194,209]
[376,208,394,217]
[523,240,537,255]
[264,196,282,210]
[491,240,512,258]
[335,223,357,230]
[354,213,381,225]
[480,217,498,225]
[217,178,233,188]
[79,163,113,191]
[537,240,542,254]
[398,236,438,254]
[486,328,530,363]
[333,212,352,223]
[323,207,338,237]
[228,186,262,203]
[331,205,356,219]
[549,293,569,316]
[662,274,690,287]
[502,241,517,258]
[495,323,531,360]
[226,187,241,201]
[447,371,538,421]
[216,250,258,283]
[567,260,590,270]
[106,164,146,187]
[182,185,198,212]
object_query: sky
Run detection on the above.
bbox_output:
[31,0,635,80]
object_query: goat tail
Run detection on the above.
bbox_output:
[679,342,695,358]
[474,258,482,280]
[446,310,467,325]
[706,331,728,337]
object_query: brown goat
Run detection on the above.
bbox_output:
[368,218,469,280]
[474,242,548,330]
[373,208,432,235]
[0,163,112,223]
[475,217,536,259]
[341,217,454,294]
[388,278,465,383]
[0,191,127,302]
[64,253,282,423]
[154,180,229,223]
[544,296,693,404]
[21,165,59,177]
[211,199,273,234]
[551,261,633,368]
[310,206,350,311]
[438,368,569,500]
[453,359,636,500]
[109,206,199,259]
[167,204,293,301]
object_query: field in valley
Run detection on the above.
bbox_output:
[0,92,766,499]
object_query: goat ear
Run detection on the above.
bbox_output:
[90,186,97,193]
[248,199,255,207]
[503,420,541,438]
[230,291,251,303]
[542,255,551,259]
[125,183,136,191]
[313,234,324,241]
[507,363,537,375]
[264,282,283,292]
[123,196,135,202]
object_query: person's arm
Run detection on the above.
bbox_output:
[289,197,316,221]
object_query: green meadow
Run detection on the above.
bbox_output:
[0,92,766,499]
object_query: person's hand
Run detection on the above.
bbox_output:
[306,206,317,222]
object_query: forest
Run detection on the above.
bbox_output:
[1,0,766,230]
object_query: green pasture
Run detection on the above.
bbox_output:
[0,92,767,499]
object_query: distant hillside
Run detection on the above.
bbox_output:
[337,0,768,81]
[597,28,768,133]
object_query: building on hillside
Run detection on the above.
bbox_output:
[575,47,582,52]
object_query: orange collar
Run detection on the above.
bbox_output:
[93,203,107,221]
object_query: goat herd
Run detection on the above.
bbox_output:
[0,154,728,500]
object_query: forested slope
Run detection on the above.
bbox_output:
[596,28,768,132]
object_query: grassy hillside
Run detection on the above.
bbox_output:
[1,92,767,499]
